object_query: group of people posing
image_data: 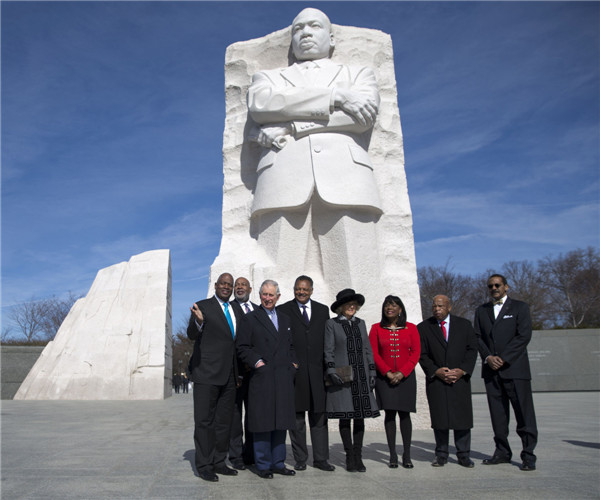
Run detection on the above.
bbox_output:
[187,273,538,482]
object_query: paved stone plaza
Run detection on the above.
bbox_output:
[1,392,598,499]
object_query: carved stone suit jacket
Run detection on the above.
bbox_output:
[247,59,382,215]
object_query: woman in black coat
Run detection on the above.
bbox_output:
[324,289,379,472]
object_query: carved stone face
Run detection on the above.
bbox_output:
[291,8,334,61]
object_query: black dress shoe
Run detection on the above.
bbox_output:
[402,458,414,469]
[294,462,307,471]
[257,470,273,479]
[458,458,475,468]
[313,461,335,472]
[198,470,219,482]
[431,456,447,467]
[214,465,238,476]
[271,467,295,476]
[482,455,511,465]
[388,461,398,469]
[521,462,536,471]
[231,461,246,471]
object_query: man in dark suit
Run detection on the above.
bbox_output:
[418,295,478,468]
[474,274,538,471]
[187,272,243,482]
[236,280,298,479]
[228,277,258,469]
[278,275,334,472]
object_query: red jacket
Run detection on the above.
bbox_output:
[369,322,421,377]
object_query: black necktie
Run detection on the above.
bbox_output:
[301,305,309,324]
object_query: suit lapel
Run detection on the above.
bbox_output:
[211,297,235,338]
[430,318,447,349]
[281,61,344,89]
[486,302,496,324]
[490,298,510,334]
[314,61,343,88]
[281,64,304,87]
[256,307,279,340]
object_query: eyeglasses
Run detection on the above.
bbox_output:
[487,283,503,289]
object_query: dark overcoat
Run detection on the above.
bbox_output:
[236,307,298,433]
[277,299,329,413]
[417,315,477,430]
[473,297,532,380]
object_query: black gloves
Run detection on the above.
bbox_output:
[329,373,345,386]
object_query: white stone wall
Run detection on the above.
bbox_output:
[14,250,172,400]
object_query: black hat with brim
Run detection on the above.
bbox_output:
[331,288,365,313]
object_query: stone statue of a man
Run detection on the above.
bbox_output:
[247,8,382,287]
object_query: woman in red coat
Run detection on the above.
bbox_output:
[369,295,420,469]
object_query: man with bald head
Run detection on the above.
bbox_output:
[187,273,244,481]
[418,295,478,468]
[247,7,382,286]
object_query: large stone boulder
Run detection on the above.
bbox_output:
[14,250,172,400]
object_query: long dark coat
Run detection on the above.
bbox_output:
[277,299,329,413]
[417,315,477,430]
[236,307,298,433]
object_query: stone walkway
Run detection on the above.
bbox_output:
[1,392,598,499]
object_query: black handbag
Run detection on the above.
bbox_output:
[325,365,354,386]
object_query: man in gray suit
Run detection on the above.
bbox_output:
[247,7,382,285]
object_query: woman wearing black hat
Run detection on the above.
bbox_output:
[324,289,380,472]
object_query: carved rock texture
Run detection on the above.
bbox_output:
[210,22,428,428]
[14,250,172,400]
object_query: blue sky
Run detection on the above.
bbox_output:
[2,1,598,335]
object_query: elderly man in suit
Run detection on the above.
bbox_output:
[187,273,243,482]
[278,275,334,472]
[247,7,382,285]
[228,277,258,469]
[237,280,298,479]
[474,274,538,471]
[418,295,478,468]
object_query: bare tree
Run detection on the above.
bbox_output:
[501,260,548,330]
[38,292,81,339]
[539,247,600,328]
[172,314,194,378]
[418,261,485,320]
[1,326,14,343]
[6,292,81,343]
[8,297,46,342]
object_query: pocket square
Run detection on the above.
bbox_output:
[503,315,514,319]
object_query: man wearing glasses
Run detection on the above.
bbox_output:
[474,274,538,472]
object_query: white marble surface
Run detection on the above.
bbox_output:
[209,12,428,427]
[14,250,172,400]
